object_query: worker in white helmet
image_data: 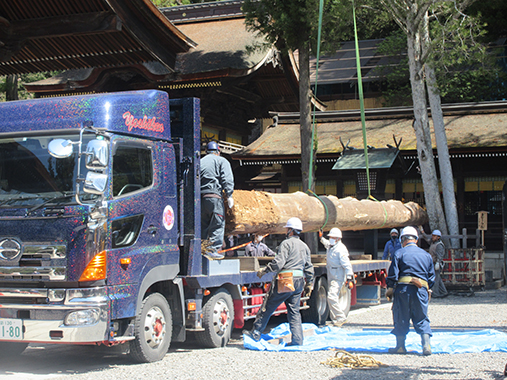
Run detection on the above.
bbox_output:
[386,226,435,355]
[320,227,354,327]
[382,228,401,261]
[243,217,314,346]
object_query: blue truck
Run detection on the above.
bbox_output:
[0,90,389,362]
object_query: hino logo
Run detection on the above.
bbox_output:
[0,238,22,260]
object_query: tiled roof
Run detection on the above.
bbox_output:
[233,102,507,159]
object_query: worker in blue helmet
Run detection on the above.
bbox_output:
[200,141,234,260]
[382,228,402,261]
[386,226,435,356]
[419,227,448,298]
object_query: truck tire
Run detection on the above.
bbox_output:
[302,276,329,325]
[338,284,351,318]
[129,292,172,363]
[0,342,28,358]
[195,288,234,348]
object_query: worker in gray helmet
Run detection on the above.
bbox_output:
[200,141,234,260]
[382,228,401,261]
[419,227,448,298]
[243,217,314,346]
[319,227,354,327]
[386,226,435,356]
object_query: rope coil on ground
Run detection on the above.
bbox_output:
[321,350,387,370]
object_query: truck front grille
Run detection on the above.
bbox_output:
[0,244,66,281]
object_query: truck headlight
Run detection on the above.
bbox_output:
[64,309,100,326]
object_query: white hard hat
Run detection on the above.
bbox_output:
[400,226,418,240]
[328,228,342,238]
[390,228,398,235]
[284,217,303,231]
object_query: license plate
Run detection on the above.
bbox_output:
[0,318,23,340]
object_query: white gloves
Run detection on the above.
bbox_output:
[227,197,234,208]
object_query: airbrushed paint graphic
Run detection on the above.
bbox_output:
[122,112,164,133]
[163,205,174,230]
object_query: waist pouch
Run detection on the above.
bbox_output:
[277,272,295,293]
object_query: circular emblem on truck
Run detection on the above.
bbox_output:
[163,205,174,231]
[0,238,22,260]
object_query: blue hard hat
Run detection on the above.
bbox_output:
[431,230,442,237]
[207,141,219,151]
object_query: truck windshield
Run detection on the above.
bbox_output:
[0,134,98,207]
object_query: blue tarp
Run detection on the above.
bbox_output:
[243,323,507,354]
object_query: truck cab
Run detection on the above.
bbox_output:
[0,90,187,362]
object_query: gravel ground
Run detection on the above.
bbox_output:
[2,286,506,380]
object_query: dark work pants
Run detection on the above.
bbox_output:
[432,269,448,298]
[253,276,305,345]
[391,283,432,337]
[201,196,225,253]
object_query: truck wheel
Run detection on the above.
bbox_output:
[195,288,234,348]
[129,292,172,363]
[0,342,28,358]
[302,276,329,325]
[338,284,351,317]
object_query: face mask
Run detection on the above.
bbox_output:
[329,238,337,246]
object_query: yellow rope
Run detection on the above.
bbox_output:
[321,350,387,370]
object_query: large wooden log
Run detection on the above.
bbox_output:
[225,190,428,235]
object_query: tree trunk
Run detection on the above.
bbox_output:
[422,14,460,247]
[226,190,428,235]
[298,42,318,252]
[5,74,18,101]
[406,30,446,230]
[299,42,314,192]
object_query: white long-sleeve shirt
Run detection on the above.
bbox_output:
[321,237,354,281]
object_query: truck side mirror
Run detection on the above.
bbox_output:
[86,139,108,170]
[84,171,108,194]
[48,139,74,158]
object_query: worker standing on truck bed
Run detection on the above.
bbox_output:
[382,228,401,261]
[386,226,435,355]
[245,234,276,257]
[200,141,234,260]
[320,227,354,327]
[243,217,314,345]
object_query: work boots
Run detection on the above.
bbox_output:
[421,333,432,355]
[388,335,407,354]
[242,329,261,341]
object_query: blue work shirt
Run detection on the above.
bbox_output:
[382,238,401,260]
[386,242,435,289]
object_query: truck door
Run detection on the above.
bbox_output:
[106,139,179,319]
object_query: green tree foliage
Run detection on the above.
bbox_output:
[243,0,351,55]
[375,31,412,106]
[0,72,60,102]
[428,6,507,103]
[375,9,507,106]
[467,0,507,41]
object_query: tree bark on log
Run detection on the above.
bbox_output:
[226,190,428,235]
